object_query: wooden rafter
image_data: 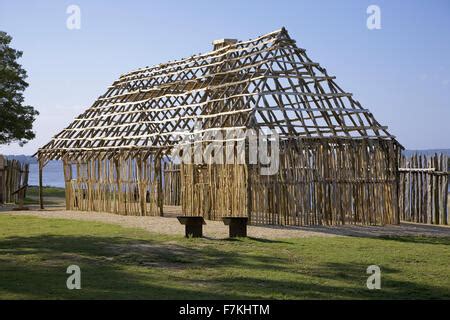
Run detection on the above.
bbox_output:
[38,28,396,160]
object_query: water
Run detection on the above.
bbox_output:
[28,160,65,188]
[21,156,450,192]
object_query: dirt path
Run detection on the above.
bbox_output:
[2,204,449,239]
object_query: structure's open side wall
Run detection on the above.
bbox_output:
[181,139,400,226]
[181,163,247,220]
[250,139,400,225]
[60,139,399,226]
[63,156,160,216]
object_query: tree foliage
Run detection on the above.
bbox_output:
[0,31,39,145]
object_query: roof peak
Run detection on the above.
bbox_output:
[120,28,287,79]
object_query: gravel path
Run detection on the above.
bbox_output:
[5,208,335,239]
[2,204,449,239]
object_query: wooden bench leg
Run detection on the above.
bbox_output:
[177,216,206,238]
[185,224,203,238]
[229,221,247,237]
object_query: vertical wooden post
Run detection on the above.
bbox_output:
[156,156,164,216]
[38,157,44,210]
[114,158,122,214]
[136,156,146,216]
[443,155,449,225]
[245,139,252,224]
[62,159,72,210]
[395,146,401,225]
[246,164,252,223]
[0,155,5,204]
[21,163,29,200]
[434,154,440,224]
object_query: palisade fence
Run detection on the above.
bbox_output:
[161,154,450,225]
[163,162,181,206]
[399,153,449,225]
[0,156,30,204]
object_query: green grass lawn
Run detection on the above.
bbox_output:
[26,186,65,198]
[0,214,449,299]
[22,186,65,205]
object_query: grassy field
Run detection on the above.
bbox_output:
[0,214,449,299]
[22,186,65,205]
[26,186,65,198]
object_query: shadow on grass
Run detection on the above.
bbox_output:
[254,222,450,241]
[204,236,292,244]
[376,236,450,246]
[0,234,449,299]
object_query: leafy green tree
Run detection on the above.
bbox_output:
[0,31,38,145]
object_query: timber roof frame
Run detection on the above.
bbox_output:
[38,27,397,161]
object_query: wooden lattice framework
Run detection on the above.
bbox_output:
[37,28,402,225]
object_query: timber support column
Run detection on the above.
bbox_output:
[38,157,44,210]
[156,156,164,216]
[0,155,5,204]
[62,159,72,211]
[395,146,401,225]
[395,171,401,225]
[246,163,252,224]
[114,158,122,214]
[136,156,146,216]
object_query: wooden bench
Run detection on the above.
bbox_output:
[222,217,248,238]
[177,216,206,238]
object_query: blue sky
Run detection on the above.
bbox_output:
[0,0,449,154]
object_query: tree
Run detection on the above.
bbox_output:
[0,31,39,145]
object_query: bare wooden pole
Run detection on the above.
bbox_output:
[62,159,71,210]
[156,156,163,216]
[246,164,252,224]
[38,157,44,210]
[136,156,146,216]
[245,141,253,224]
[395,147,401,225]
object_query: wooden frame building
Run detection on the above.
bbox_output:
[37,28,402,225]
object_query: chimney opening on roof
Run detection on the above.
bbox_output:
[212,38,237,50]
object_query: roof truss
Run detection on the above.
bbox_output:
[38,28,395,160]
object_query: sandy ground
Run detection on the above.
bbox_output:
[1,202,449,239]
